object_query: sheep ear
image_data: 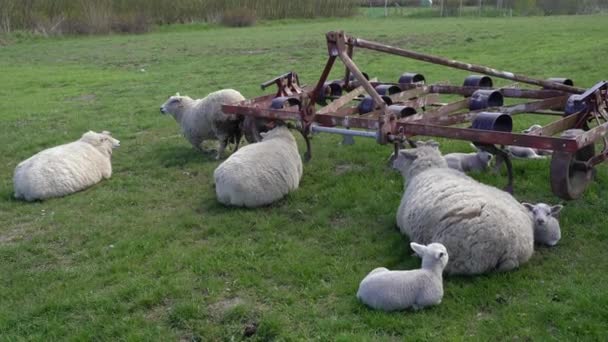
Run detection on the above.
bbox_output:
[522,203,534,212]
[410,242,426,257]
[102,130,112,136]
[399,150,417,161]
[175,92,180,96]
[550,204,563,217]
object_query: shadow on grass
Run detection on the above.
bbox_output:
[144,145,215,168]
[197,192,290,216]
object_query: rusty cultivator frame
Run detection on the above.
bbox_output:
[223,31,608,200]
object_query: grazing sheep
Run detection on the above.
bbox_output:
[444,147,493,173]
[214,125,302,207]
[14,131,120,201]
[159,89,245,159]
[357,242,448,312]
[523,203,563,246]
[394,141,555,275]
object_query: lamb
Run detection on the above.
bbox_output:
[505,145,546,159]
[523,124,543,134]
[394,141,561,275]
[510,124,552,157]
[159,89,245,159]
[443,147,493,173]
[214,125,302,207]
[13,131,120,201]
[523,203,563,246]
[357,242,448,312]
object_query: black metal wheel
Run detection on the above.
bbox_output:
[550,144,595,200]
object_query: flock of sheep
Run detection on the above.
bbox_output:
[12,88,565,313]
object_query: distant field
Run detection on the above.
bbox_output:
[1,15,607,340]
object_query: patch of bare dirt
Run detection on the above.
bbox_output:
[334,163,363,175]
[208,297,244,318]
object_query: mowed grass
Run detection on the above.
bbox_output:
[1,15,608,340]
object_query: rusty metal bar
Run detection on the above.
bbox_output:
[398,122,581,152]
[576,122,608,148]
[348,34,585,94]
[315,113,379,130]
[329,31,387,111]
[503,96,569,115]
[222,104,301,121]
[316,78,377,115]
[528,114,579,137]
[418,98,470,122]
[310,56,337,106]
[311,123,378,139]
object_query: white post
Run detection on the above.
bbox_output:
[385,0,388,17]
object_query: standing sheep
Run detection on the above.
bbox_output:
[357,242,448,312]
[394,141,561,275]
[159,89,245,159]
[13,131,120,201]
[214,125,302,207]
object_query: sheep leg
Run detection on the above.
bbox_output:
[234,131,243,152]
[216,139,228,160]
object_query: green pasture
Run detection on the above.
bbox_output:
[1,14,607,340]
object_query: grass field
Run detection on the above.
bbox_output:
[1,14,608,340]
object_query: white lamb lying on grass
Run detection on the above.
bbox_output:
[394,141,562,275]
[160,89,245,159]
[13,131,120,201]
[357,242,448,312]
[523,202,563,246]
[214,125,303,207]
[444,147,493,173]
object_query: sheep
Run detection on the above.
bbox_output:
[393,141,560,275]
[505,145,546,159]
[356,242,448,312]
[13,131,120,201]
[523,203,563,246]
[443,147,493,173]
[523,124,543,134]
[513,124,552,156]
[159,89,245,160]
[214,125,302,207]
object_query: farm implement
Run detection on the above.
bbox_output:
[222,31,608,200]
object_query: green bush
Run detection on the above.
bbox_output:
[0,0,358,35]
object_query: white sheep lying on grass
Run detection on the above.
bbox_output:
[13,131,120,201]
[357,242,448,312]
[160,89,245,159]
[444,147,493,173]
[394,141,561,275]
[214,125,302,207]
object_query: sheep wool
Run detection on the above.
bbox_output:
[394,142,535,275]
[214,125,302,207]
[14,131,120,201]
[160,89,245,159]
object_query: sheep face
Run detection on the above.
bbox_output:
[411,242,449,270]
[476,150,493,167]
[523,202,562,246]
[160,93,185,116]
